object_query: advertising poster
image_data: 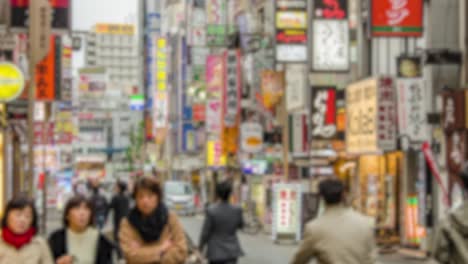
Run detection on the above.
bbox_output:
[396,79,428,142]
[442,90,466,132]
[371,0,423,37]
[446,131,467,174]
[206,0,227,46]
[261,70,284,110]
[312,20,349,71]
[311,86,337,140]
[35,36,55,101]
[285,64,307,112]
[272,184,302,242]
[192,104,206,122]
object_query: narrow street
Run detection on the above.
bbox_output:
[180,216,435,264]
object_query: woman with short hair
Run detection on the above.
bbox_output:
[0,196,53,264]
[48,195,114,264]
[119,177,187,264]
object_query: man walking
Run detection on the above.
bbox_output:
[432,163,468,264]
[291,178,377,264]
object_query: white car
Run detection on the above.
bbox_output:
[164,181,196,216]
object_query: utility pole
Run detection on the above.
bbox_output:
[28,0,51,196]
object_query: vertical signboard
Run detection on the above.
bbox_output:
[272,184,302,242]
[224,50,241,128]
[286,64,307,112]
[311,86,337,140]
[0,0,7,27]
[35,36,55,101]
[371,0,424,37]
[377,77,397,150]
[240,122,263,153]
[190,8,207,46]
[153,36,168,144]
[396,79,428,142]
[442,90,466,132]
[205,54,225,137]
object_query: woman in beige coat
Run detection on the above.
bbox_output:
[0,197,53,264]
[119,177,188,264]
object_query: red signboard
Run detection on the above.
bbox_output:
[311,86,337,140]
[35,36,56,101]
[276,30,307,44]
[313,0,347,19]
[192,104,206,122]
[371,0,423,37]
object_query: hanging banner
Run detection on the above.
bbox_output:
[396,79,429,142]
[312,20,349,71]
[205,54,225,136]
[346,78,397,154]
[261,70,285,110]
[190,8,207,46]
[35,36,56,101]
[10,0,71,31]
[286,64,308,112]
[272,184,302,242]
[371,0,424,37]
[241,122,263,153]
[206,140,226,167]
[155,36,168,92]
[224,50,241,128]
[313,0,347,19]
[206,0,227,46]
[289,113,309,155]
[311,86,337,140]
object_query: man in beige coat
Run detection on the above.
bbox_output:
[291,179,377,264]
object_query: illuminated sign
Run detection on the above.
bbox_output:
[94,23,135,35]
[371,0,424,37]
[276,11,307,29]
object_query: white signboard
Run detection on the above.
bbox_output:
[312,20,349,71]
[276,45,307,62]
[241,122,263,153]
[153,92,168,128]
[396,78,429,142]
[290,113,308,155]
[286,64,308,111]
[272,184,302,242]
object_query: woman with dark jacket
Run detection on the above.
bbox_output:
[49,195,114,264]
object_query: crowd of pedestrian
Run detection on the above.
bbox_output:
[0,168,467,264]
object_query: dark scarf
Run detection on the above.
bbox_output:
[128,204,169,243]
[2,227,36,249]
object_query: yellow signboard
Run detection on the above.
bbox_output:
[346,78,379,154]
[0,63,25,102]
[94,23,135,35]
[276,12,307,29]
[207,141,226,167]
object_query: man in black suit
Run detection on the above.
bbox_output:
[199,181,244,264]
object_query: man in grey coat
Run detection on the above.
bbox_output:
[199,181,244,264]
[291,178,377,264]
[432,163,468,264]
